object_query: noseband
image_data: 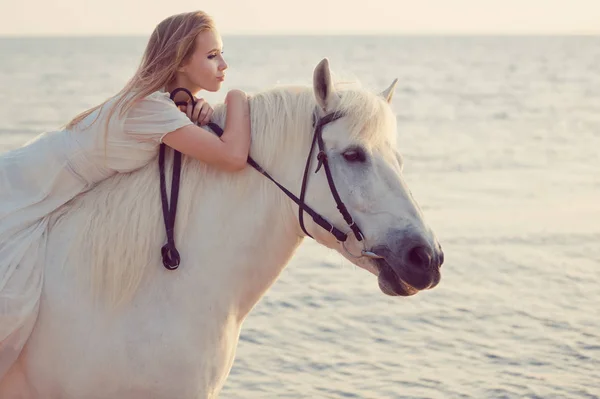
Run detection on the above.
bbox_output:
[159,88,380,270]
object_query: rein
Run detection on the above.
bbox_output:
[159,87,373,270]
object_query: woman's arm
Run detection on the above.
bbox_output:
[161,90,251,172]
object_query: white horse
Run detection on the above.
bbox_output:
[0,59,443,398]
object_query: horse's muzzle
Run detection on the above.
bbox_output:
[371,236,443,296]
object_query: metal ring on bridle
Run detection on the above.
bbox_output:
[340,231,384,259]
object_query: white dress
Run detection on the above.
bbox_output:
[0,90,193,378]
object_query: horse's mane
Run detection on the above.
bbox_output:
[57,82,395,306]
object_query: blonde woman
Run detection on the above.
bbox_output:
[0,11,251,378]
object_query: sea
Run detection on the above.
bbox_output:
[1,35,599,398]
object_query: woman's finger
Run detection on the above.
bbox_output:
[186,99,194,121]
[201,108,214,126]
[191,98,203,124]
[199,103,212,125]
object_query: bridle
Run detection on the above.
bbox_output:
[158,87,382,270]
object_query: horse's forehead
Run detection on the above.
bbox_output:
[329,113,393,146]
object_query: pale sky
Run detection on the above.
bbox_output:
[0,0,598,36]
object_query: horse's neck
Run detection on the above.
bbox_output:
[214,87,316,174]
[176,90,316,319]
[174,167,303,321]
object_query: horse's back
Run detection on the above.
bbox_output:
[15,206,238,398]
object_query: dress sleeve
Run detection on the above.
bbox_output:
[123,91,194,143]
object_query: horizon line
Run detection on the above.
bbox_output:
[1,31,599,38]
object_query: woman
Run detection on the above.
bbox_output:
[0,11,251,378]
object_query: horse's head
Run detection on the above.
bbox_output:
[301,59,443,297]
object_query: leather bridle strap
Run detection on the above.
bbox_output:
[158,87,194,270]
[207,117,349,243]
[298,112,364,242]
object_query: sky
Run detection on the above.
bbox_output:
[0,0,599,36]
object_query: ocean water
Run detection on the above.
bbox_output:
[1,35,599,398]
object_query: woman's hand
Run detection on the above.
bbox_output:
[181,97,213,126]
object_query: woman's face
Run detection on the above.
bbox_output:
[177,29,228,93]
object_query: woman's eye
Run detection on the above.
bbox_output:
[342,148,366,162]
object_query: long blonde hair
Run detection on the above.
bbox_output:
[66,11,215,131]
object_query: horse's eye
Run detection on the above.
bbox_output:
[342,148,366,163]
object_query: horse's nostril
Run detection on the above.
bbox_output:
[438,250,444,267]
[407,246,433,270]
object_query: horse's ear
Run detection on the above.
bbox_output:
[313,58,339,112]
[381,78,399,103]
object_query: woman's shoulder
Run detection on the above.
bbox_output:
[142,89,171,101]
[128,89,180,114]
[127,89,179,113]
[113,89,168,107]
[121,88,192,140]
[141,87,174,101]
